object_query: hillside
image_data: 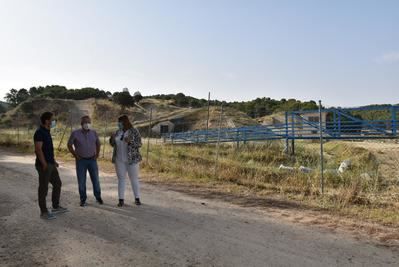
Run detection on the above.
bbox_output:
[0,97,259,134]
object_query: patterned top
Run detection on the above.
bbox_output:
[110,127,142,164]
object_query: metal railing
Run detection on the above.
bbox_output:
[163,105,399,144]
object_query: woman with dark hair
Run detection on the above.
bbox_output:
[110,115,142,207]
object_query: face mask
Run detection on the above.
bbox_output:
[83,123,91,130]
[118,122,123,130]
[50,120,57,129]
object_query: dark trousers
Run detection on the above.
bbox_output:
[76,159,101,202]
[36,163,62,213]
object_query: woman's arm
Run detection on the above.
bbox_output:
[127,128,142,148]
[109,131,117,147]
[135,128,142,148]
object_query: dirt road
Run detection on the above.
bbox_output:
[0,149,398,266]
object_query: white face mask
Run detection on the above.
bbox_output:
[83,123,91,130]
[50,120,57,129]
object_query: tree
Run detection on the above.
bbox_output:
[133,91,143,103]
[16,89,30,103]
[5,89,18,106]
[112,91,135,111]
[5,88,29,106]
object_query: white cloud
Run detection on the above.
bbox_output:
[376,52,399,63]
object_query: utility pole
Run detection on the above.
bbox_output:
[102,111,108,158]
[214,103,224,178]
[319,100,325,195]
[146,108,153,164]
[206,92,210,141]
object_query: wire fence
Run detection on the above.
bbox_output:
[1,103,398,197]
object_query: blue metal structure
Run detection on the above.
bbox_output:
[163,105,399,144]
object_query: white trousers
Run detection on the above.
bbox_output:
[115,161,140,200]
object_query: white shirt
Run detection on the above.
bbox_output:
[115,131,128,163]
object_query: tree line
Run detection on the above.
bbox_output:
[4,85,143,110]
[4,86,320,118]
[147,93,318,117]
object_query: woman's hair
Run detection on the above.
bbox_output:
[118,115,133,129]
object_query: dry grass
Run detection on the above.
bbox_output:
[1,129,398,228]
[138,140,399,226]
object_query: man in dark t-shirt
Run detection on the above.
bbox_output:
[34,112,68,220]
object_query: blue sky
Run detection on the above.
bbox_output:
[0,0,398,107]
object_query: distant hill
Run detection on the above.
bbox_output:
[3,85,320,120]
[0,97,258,135]
[147,94,319,117]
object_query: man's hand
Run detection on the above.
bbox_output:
[42,162,48,171]
[74,154,81,160]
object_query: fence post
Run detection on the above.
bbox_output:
[146,108,153,164]
[291,112,295,156]
[70,111,73,133]
[285,112,289,155]
[214,104,223,178]
[333,109,337,137]
[58,123,69,151]
[236,129,240,149]
[206,92,210,142]
[102,111,108,158]
[391,106,397,136]
[319,100,325,195]
[16,113,20,146]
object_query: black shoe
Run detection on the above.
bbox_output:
[40,210,56,220]
[80,201,87,207]
[96,198,104,205]
[51,206,69,214]
[117,199,124,207]
[135,198,141,206]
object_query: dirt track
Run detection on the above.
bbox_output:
[0,149,398,266]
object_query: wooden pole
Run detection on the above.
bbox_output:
[206,92,210,141]
[146,108,153,164]
[319,100,325,195]
[214,104,224,178]
[17,113,20,146]
[102,111,108,158]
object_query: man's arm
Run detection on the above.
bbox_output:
[34,141,48,170]
[67,132,80,160]
[67,143,80,160]
[95,132,101,159]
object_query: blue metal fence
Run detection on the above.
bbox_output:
[163,105,399,144]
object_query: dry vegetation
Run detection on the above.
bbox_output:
[138,140,399,227]
[1,114,398,230]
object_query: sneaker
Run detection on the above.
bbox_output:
[117,199,124,207]
[51,206,69,214]
[80,201,87,207]
[96,198,104,205]
[135,198,141,206]
[40,211,56,220]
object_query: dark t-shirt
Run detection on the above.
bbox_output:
[33,126,55,165]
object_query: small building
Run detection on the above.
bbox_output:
[294,112,328,135]
[152,121,175,135]
[151,117,189,135]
